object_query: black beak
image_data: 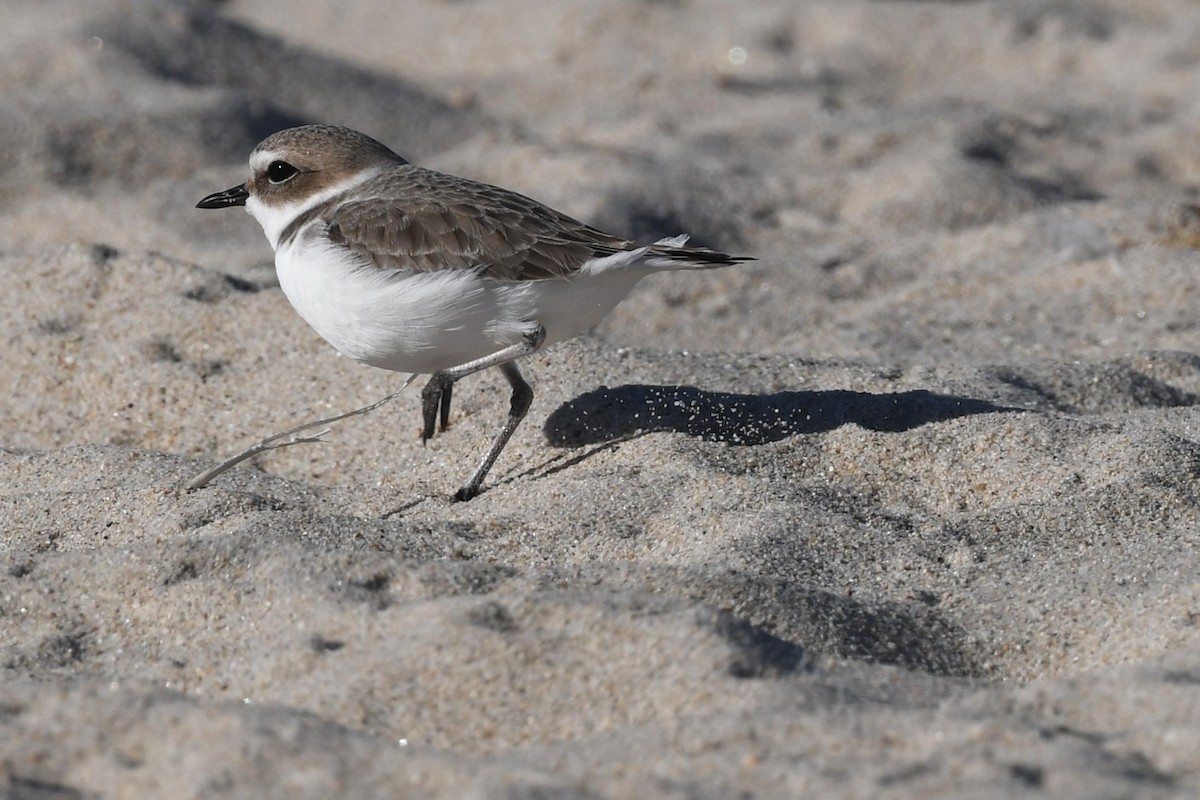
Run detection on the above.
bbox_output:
[196,184,250,209]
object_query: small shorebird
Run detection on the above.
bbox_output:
[198,125,750,500]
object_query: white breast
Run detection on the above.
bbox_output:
[273,235,648,376]
[274,237,491,374]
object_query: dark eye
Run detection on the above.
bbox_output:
[267,160,299,184]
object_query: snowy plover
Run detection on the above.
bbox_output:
[197,125,751,500]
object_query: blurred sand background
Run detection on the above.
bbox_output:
[3,0,1200,796]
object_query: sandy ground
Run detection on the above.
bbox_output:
[2,0,1200,797]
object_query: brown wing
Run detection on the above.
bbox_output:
[318,167,634,281]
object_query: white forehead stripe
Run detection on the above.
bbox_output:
[250,149,284,172]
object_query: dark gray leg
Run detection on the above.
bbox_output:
[410,325,547,500]
[455,361,534,502]
[439,383,453,433]
[420,327,544,444]
[420,376,453,442]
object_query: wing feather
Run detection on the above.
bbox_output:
[315,167,634,281]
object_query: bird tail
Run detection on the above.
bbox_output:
[644,234,755,270]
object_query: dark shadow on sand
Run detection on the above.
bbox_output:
[544,385,1018,448]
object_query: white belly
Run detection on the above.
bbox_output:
[274,238,643,375]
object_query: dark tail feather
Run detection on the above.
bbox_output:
[646,234,755,270]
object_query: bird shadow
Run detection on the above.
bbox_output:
[542,384,1020,448]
